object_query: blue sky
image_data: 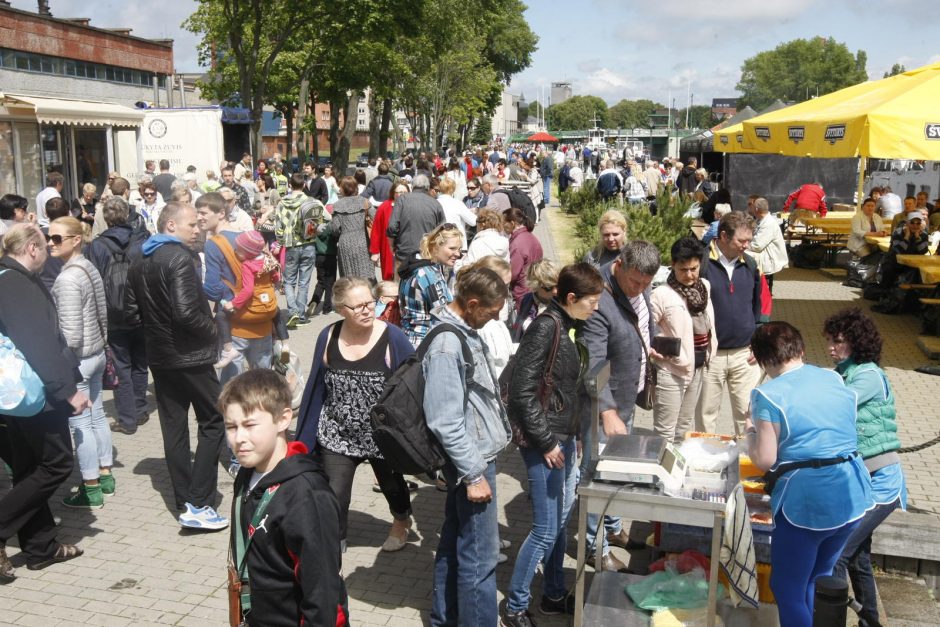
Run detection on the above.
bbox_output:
[12,0,940,109]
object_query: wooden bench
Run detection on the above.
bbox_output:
[871,510,940,598]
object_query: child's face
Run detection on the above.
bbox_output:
[224,405,291,473]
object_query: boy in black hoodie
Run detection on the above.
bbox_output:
[221,369,348,627]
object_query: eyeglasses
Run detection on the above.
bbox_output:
[45,233,77,245]
[341,301,376,314]
[142,192,156,197]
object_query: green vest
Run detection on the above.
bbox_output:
[274,173,288,196]
[840,360,901,458]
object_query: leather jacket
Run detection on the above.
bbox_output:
[126,240,217,369]
[508,300,587,453]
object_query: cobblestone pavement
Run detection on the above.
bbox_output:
[1,206,938,625]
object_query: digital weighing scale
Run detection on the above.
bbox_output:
[593,434,686,492]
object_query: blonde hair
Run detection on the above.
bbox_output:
[332,276,374,307]
[376,280,398,299]
[438,177,456,195]
[420,224,463,259]
[525,258,559,291]
[593,209,627,260]
[475,208,502,232]
[51,216,91,246]
[0,223,44,257]
[82,183,96,195]
[461,254,510,278]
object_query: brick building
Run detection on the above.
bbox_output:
[0,2,182,209]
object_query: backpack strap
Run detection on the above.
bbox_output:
[211,234,243,295]
[416,322,475,382]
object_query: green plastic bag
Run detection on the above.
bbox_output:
[626,567,725,611]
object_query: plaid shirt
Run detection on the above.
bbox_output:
[400,264,453,347]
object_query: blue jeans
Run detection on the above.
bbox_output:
[771,513,859,627]
[507,437,578,612]
[579,419,623,557]
[70,351,112,480]
[833,497,900,627]
[431,461,499,627]
[283,244,316,318]
[220,334,274,385]
[543,177,552,205]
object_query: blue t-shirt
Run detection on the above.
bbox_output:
[751,364,873,530]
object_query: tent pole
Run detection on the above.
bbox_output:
[856,157,866,210]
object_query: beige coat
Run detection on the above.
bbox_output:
[650,279,719,383]
[749,213,789,275]
[849,210,884,254]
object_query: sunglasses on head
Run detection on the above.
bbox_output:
[45,233,75,245]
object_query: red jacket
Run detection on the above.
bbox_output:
[783,184,827,217]
[369,199,395,281]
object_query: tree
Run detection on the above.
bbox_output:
[607,99,661,129]
[185,0,314,158]
[471,114,493,145]
[736,37,868,110]
[884,63,906,78]
[546,95,608,131]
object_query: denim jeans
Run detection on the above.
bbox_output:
[220,335,274,385]
[431,460,499,627]
[543,177,551,206]
[507,437,577,612]
[108,328,148,431]
[771,513,859,627]
[71,351,112,480]
[579,418,622,557]
[283,244,317,317]
[833,497,900,627]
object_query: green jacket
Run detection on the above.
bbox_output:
[838,359,901,459]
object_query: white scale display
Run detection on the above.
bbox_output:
[594,434,687,492]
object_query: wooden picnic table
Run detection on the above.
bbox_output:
[803,218,852,233]
[921,266,940,284]
[896,254,940,269]
[865,234,891,253]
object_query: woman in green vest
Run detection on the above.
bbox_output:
[824,308,907,627]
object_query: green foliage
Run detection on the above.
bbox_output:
[623,188,694,265]
[736,37,869,111]
[884,63,906,78]
[607,99,661,129]
[471,114,493,145]
[546,95,609,131]
[564,185,694,266]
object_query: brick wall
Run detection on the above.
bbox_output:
[0,6,173,74]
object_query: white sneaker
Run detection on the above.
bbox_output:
[178,503,229,531]
[499,539,512,550]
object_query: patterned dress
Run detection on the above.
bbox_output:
[331,195,374,279]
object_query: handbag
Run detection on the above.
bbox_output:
[628,311,656,411]
[498,311,562,447]
[229,483,281,627]
[72,264,118,390]
[0,272,47,416]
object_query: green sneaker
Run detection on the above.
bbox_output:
[286,314,299,330]
[99,474,115,496]
[63,484,104,509]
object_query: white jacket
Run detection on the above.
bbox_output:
[749,214,788,275]
[463,228,510,266]
[52,255,107,359]
[849,211,885,254]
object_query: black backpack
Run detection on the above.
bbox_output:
[370,323,475,476]
[790,242,826,269]
[494,187,538,230]
[102,238,133,328]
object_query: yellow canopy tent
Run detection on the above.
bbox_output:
[713,123,750,153]
[731,62,940,205]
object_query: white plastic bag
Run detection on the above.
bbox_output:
[678,438,738,473]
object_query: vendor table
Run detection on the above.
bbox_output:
[575,362,731,627]
[573,479,726,627]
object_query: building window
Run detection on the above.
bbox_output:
[0,47,163,89]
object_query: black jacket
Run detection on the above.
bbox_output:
[125,240,217,369]
[676,166,697,195]
[303,177,329,204]
[0,256,81,408]
[87,224,148,331]
[508,301,586,453]
[231,445,348,627]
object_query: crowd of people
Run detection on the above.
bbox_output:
[0,144,908,627]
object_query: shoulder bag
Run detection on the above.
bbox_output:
[0,270,47,416]
[228,483,281,627]
[71,264,119,390]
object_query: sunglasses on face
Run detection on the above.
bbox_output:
[142,192,156,197]
[467,186,479,191]
[45,233,76,245]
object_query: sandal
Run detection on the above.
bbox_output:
[26,543,83,571]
